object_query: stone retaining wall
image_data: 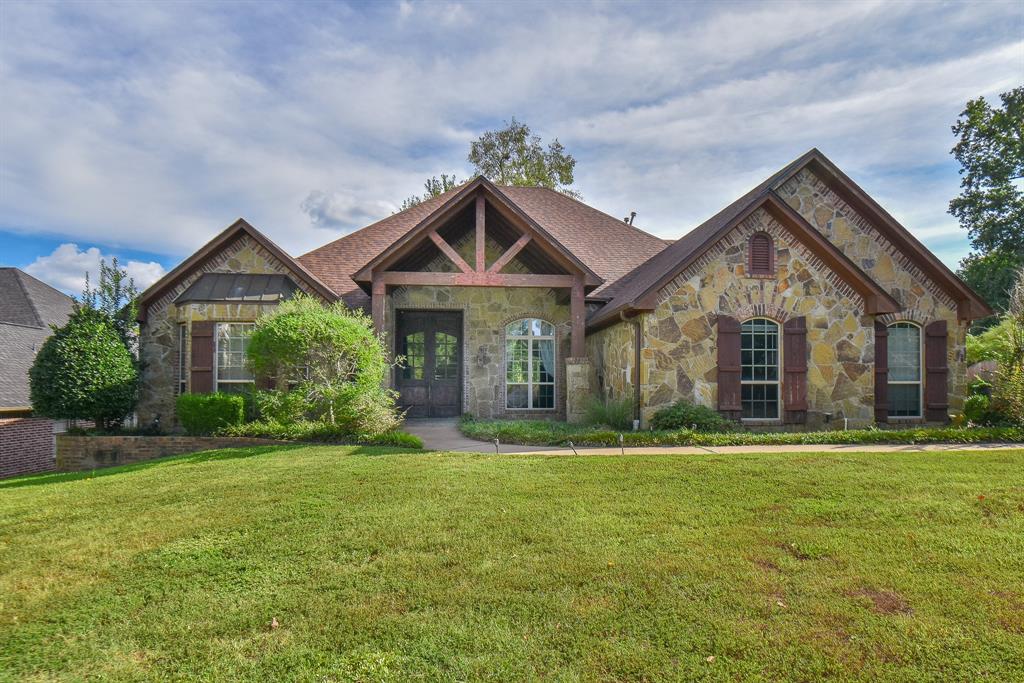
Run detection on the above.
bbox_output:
[56,435,286,472]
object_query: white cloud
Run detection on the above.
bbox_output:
[0,0,1021,270]
[24,244,166,295]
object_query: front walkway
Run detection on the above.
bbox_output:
[403,419,1023,455]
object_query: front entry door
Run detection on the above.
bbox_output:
[395,311,462,417]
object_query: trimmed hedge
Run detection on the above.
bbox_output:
[219,420,423,449]
[459,417,1024,448]
[176,393,246,436]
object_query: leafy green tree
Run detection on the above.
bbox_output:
[468,117,579,197]
[992,268,1024,425]
[951,87,1024,322]
[29,307,139,429]
[400,173,462,211]
[80,257,140,355]
[246,294,400,434]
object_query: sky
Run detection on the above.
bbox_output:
[1,0,1021,295]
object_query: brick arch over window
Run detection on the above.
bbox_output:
[748,232,774,275]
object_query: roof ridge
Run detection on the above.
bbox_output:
[10,269,44,328]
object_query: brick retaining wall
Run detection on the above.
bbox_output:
[0,417,56,478]
[56,435,286,472]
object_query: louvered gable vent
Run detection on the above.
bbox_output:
[749,232,774,275]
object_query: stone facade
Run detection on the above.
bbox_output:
[777,169,967,413]
[586,318,636,403]
[387,285,571,419]
[136,235,326,428]
[619,207,877,427]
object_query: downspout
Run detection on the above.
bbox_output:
[620,310,643,429]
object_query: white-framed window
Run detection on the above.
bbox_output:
[505,318,556,410]
[177,323,187,395]
[887,322,922,418]
[741,318,780,419]
[215,322,255,394]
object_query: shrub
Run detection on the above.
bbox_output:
[650,399,733,432]
[29,307,138,429]
[964,394,990,423]
[584,396,633,430]
[176,393,245,436]
[247,295,400,435]
[254,389,308,424]
[219,420,422,448]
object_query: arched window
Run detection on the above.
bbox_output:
[887,322,921,417]
[506,318,556,410]
[741,318,780,419]
[748,232,774,275]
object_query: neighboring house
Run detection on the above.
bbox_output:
[0,268,75,415]
[136,149,991,430]
[0,268,75,477]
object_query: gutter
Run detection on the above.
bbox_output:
[620,311,643,429]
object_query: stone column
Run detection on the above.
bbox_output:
[565,358,593,424]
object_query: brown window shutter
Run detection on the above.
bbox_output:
[717,316,741,420]
[924,320,949,422]
[749,233,774,274]
[874,321,888,422]
[190,321,215,394]
[783,316,807,423]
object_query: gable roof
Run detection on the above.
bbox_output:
[0,268,75,410]
[589,149,992,328]
[299,179,668,309]
[138,218,337,321]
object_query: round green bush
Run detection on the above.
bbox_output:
[29,307,138,429]
[649,399,733,432]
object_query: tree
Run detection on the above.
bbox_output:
[246,294,400,434]
[29,307,139,430]
[951,87,1024,322]
[80,257,140,355]
[468,117,579,197]
[399,173,462,211]
[992,268,1024,425]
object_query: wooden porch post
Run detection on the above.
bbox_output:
[371,275,385,337]
[570,274,585,358]
[475,195,486,272]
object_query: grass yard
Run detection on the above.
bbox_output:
[1,446,1023,681]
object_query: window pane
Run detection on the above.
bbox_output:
[888,383,920,417]
[506,320,530,336]
[216,323,254,381]
[532,339,555,383]
[403,331,424,380]
[533,383,554,409]
[507,384,529,409]
[740,318,779,393]
[506,339,528,383]
[888,323,920,382]
[741,383,779,419]
[434,332,458,381]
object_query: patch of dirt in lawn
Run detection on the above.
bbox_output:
[752,558,781,573]
[848,588,912,615]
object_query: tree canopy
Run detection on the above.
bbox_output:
[951,87,1024,320]
[80,257,140,355]
[29,307,139,429]
[400,118,580,209]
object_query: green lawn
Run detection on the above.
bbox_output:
[1,447,1022,681]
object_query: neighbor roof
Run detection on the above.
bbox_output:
[0,268,75,409]
[299,179,668,309]
[588,149,992,328]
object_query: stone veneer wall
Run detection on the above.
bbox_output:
[56,435,286,472]
[640,207,875,427]
[136,235,326,429]
[387,285,571,419]
[586,319,636,403]
[776,169,967,413]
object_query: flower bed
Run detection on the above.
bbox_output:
[459,417,1024,448]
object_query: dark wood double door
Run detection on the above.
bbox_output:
[396,311,462,417]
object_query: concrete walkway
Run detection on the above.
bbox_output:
[403,419,1024,456]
